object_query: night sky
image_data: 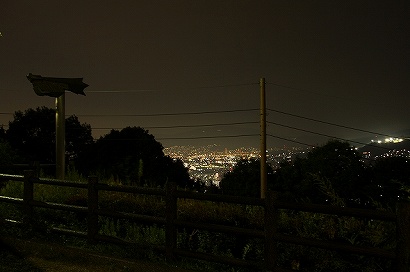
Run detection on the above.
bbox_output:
[1,1,409,149]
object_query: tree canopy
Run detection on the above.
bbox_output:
[4,107,408,202]
[78,126,193,188]
[6,107,93,165]
[219,158,274,198]
[81,126,164,184]
[65,115,94,160]
[0,140,18,173]
[274,140,410,207]
[219,140,410,208]
[274,140,370,205]
[370,156,410,206]
[7,107,55,163]
[3,108,195,189]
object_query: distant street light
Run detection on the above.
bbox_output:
[27,73,88,180]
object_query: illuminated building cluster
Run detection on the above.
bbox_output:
[361,137,410,161]
[164,145,309,185]
[370,137,404,144]
[374,149,410,160]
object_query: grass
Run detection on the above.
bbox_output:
[0,172,399,271]
[0,238,184,271]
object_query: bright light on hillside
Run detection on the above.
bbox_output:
[371,137,404,144]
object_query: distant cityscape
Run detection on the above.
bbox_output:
[164,144,310,186]
[164,137,410,186]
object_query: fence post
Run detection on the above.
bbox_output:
[87,176,99,244]
[265,190,278,271]
[165,182,177,262]
[396,202,410,271]
[23,170,35,225]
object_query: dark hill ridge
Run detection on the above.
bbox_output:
[358,138,410,158]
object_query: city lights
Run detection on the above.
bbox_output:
[371,137,404,144]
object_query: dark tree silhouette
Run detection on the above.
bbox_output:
[274,140,370,205]
[65,115,93,161]
[158,156,197,189]
[0,140,18,174]
[7,107,55,163]
[0,126,6,141]
[79,126,193,188]
[6,107,93,165]
[219,158,274,198]
[370,156,410,207]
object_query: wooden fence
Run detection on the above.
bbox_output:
[0,170,409,271]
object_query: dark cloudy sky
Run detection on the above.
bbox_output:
[1,1,409,149]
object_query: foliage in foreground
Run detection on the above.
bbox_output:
[0,171,398,272]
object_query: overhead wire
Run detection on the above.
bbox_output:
[0,107,260,141]
[0,105,403,147]
[97,134,259,142]
[0,80,406,150]
[265,81,405,150]
[157,134,259,141]
[91,121,259,130]
[267,134,316,148]
[268,121,350,142]
[86,82,258,93]
[267,108,399,138]
[266,133,400,164]
[0,82,258,93]
[2,105,398,143]
[266,82,352,101]
[74,108,259,117]
[267,121,395,152]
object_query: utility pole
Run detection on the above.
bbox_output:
[55,93,65,180]
[260,77,267,198]
[27,73,88,180]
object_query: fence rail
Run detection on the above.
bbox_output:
[0,170,409,271]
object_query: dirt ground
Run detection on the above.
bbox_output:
[0,236,195,272]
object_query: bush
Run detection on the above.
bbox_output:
[0,173,398,271]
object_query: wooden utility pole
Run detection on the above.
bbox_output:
[56,93,65,180]
[260,78,267,198]
[27,73,88,181]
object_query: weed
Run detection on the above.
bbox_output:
[0,172,398,271]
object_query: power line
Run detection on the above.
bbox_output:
[267,108,397,138]
[92,121,259,130]
[266,82,357,101]
[75,108,259,117]
[0,104,401,148]
[266,134,394,164]
[87,89,158,93]
[97,134,259,142]
[268,121,346,140]
[0,108,259,118]
[267,121,394,151]
[86,82,258,93]
[267,134,316,148]
[0,82,258,93]
[157,134,259,141]
[185,82,258,89]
